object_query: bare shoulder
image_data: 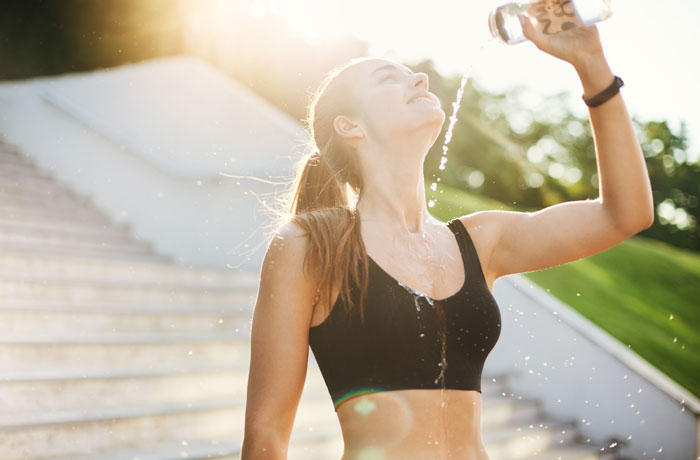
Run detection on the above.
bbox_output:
[254,219,320,342]
[456,211,511,291]
[263,220,312,271]
[260,220,316,297]
[271,219,310,247]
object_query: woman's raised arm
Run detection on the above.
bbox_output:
[466,14,654,281]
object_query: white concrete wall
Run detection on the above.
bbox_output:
[0,54,307,271]
[485,273,700,460]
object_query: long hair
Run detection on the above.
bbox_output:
[270,56,378,324]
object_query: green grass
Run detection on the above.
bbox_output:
[430,180,700,400]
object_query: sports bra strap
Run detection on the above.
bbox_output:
[447,217,486,282]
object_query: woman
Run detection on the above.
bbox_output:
[241,12,654,460]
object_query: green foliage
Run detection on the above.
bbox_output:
[414,58,699,251]
[0,0,184,80]
[636,120,700,249]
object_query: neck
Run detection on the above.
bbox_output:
[356,168,433,234]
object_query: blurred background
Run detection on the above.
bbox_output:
[0,1,698,459]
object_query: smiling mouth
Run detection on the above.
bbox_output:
[408,95,435,104]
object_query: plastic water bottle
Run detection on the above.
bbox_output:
[489,0,613,45]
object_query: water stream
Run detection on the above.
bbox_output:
[394,35,498,457]
[428,38,498,210]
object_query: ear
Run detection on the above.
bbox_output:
[333,114,363,141]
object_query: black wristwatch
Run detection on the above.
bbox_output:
[582,75,624,107]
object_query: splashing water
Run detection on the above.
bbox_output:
[428,37,498,210]
[395,37,500,457]
[395,281,452,458]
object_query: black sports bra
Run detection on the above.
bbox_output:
[308,217,502,411]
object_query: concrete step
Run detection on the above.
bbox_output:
[0,306,252,338]
[0,147,34,165]
[0,296,255,316]
[0,369,245,413]
[0,156,35,171]
[0,227,153,253]
[0,358,332,413]
[0,175,82,200]
[0,187,100,215]
[0,239,173,263]
[0,218,144,246]
[0,188,130,229]
[481,395,543,429]
[47,438,243,460]
[0,235,168,262]
[0,175,107,219]
[0,336,247,373]
[0,201,114,226]
[0,399,243,460]
[45,425,343,460]
[521,445,618,460]
[0,277,248,305]
[0,393,335,460]
[484,418,586,460]
[0,162,56,182]
[0,169,80,192]
[0,214,132,238]
[0,170,113,209]
[0,247,258,287]
[287,431,344,460]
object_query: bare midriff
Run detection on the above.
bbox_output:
[334,388,490,460]
[312,259,495,460]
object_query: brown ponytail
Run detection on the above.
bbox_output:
[268,57,378,324]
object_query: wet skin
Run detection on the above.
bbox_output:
[309,218,496,460]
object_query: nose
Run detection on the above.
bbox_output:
[413,72,429,90]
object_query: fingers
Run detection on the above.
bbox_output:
[518,14,536,42]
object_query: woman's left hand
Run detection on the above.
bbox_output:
[519,1,605,68]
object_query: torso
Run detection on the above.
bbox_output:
[309,215,497,460]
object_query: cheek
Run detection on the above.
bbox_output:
[360,91,411,133]
[367,88,405,110]
[377,93,410,117]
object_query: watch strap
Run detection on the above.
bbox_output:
[583,75,624,107]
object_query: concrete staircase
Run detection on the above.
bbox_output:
[0,145,172,263]
[0,139,621,459]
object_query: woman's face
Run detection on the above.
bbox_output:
[337,59,446,156]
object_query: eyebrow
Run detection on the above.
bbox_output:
[371,64,413,78]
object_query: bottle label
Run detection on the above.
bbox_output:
[529,0,582,35]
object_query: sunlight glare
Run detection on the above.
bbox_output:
[267,0,352,42]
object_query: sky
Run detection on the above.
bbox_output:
[258,0,700,159]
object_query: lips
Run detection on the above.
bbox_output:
[407,92,436,105]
